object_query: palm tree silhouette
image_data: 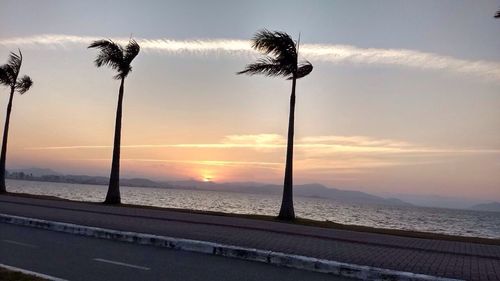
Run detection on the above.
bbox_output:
[88,39,140,204]
[0,50,33,193]
[238,30,313,220]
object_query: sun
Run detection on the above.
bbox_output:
[199,169,217,182]
[202,175,213,182]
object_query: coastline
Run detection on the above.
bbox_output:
[4,191,500,246]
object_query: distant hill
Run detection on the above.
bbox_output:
[295,183,410,206]
[9,167,61,177]
[7,168,412,207]
[180,182,412,206]
[379,193,490,210]
[470,202,500,212]
[44,175,172,189]
[123,178,172,188]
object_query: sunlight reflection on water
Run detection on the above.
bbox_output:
[7,179,500,239]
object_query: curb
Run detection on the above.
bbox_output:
[0,213,462,281]
[0,263,68,281]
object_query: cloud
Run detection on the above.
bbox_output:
[29,134,499,173]
[26,134,500,155]
[78,157,410,173]
[300,135,412,147]
[81,158,282,169]
[1,34,499,81]
[302,44,500,81]
[221,134,285,145]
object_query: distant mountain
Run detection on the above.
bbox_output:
[289,184,412,206]
[375,192,492,210]
[122,178,172,188]
[188,182,412,206]
[7,168,412,207]
[47,175,172,189]
[9,167,61,177]
[470,202,500,212]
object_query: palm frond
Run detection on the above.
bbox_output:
[113,72,125,80]
[88,39,124,71]
[123,39,140,65]
[495,10,500,18]
[16,75,33,94]
[252,29,297,65]
[0,50,23,86]
[0,65,11,86]
[7,50,22,77]
[88,38,140,79]
[0,65,15,86]
[237,57,294,77]
[294,61,313,79]
[239,30,313,80]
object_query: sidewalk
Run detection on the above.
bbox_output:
[0,194,499,281]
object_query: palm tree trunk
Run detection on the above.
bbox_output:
[0,88,15,193]
[105,78,124,204]
[278,76,297,220]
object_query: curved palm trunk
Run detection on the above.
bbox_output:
[105,78,125,204]
[0,88,15,193]
[278,76,297,220]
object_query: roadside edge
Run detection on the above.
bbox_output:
[0,213,463,281]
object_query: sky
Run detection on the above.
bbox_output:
[0,0,499,201]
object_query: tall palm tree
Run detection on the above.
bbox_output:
[238,30,313,220]
[88,39,140,204]
[0,50,33,193]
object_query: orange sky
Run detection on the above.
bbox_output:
[1,0,499,201]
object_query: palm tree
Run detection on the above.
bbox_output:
[0,50,33,193]
[88,39,140,204]
[238,30,313,220]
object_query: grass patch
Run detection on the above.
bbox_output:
[0,268,47,281]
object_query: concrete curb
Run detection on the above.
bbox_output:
[0,263,68,281]
[0,213,462,281]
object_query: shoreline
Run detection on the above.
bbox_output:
[8,178,499,214]
[3,191,500,245]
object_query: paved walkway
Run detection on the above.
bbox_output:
[1,194,499,281]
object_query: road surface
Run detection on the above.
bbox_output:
[0,223,352,281]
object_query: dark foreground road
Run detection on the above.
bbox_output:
[0,223,352,281]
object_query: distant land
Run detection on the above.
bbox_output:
[373,192,495,211]
[7,167,411,207]
[9,167,62,177]
[470,202,500,213]
[8,168,499,212]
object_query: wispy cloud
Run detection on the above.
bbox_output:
[81,158,282,169]
[78,157,410,173]
[302,44,500,81]
[25,134,500,155]
[30,134,497,174]
[1,34,499,81]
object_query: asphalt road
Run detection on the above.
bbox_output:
[0,223,352,281]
